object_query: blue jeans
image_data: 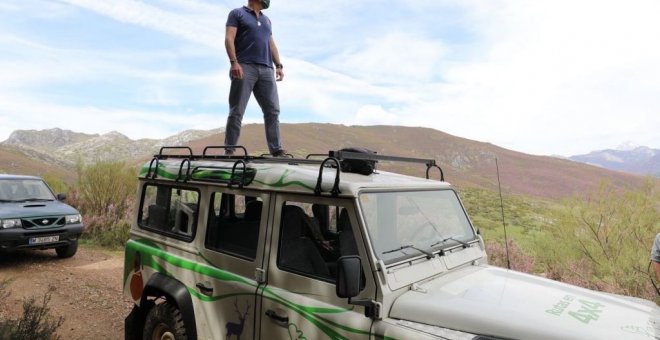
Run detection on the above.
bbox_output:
[225,63,282,154]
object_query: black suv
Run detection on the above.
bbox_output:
[0,175,83,258]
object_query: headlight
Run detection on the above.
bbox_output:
[65,214,82,225]
[1,219,22,229]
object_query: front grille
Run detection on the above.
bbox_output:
[21,216,65,229]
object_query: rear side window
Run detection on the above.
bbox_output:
[139,184,199,242]
[205,193,263,261]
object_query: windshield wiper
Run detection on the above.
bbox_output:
[382,244,435,259]
[431,236,471,249]
[0,199,20,203]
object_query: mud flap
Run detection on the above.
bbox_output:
[125,305,144,340]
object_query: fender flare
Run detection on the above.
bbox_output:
[142,273,198,340]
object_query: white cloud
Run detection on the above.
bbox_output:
[354,105,400,125]
[58,0,225,49]
[324,32,447,86]
[2,0,658,156]
[0,92,220,141]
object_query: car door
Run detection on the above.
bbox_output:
[195,189,270,340]
[259,193,376,340]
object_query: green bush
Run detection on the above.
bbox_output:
[68,161,137,249]
[74,161,136,217]
[42,174,68,196]
[0,283,63,340]
[533,179,660,300]
[86,218,132,249]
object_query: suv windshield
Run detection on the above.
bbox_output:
[359,190,476,264]
[0,179,56,202]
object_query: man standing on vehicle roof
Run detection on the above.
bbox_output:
[652,233,660,281]
[224,0,287,157]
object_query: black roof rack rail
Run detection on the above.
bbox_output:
[315,157,341,197]
[329,150,444,181]
[204,146,248,158]
[158,146,193,158]
[144,145,444,191]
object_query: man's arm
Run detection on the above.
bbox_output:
[654,261,660,282]
[270,36,284,81]
[226,26,243,79]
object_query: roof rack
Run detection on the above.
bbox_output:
[143,145,444,196]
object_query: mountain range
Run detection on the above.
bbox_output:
[0,124,653,200]
[569,146,660,177]
[1,128,223,169]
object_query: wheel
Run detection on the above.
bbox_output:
[55,240,78,258]
[143,302,187,340]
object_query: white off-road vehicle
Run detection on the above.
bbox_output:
[124,146,659,340]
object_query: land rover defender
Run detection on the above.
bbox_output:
[124,146,659,340]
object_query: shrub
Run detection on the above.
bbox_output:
[67,161,137,248]
[486,239,536,274]
[74,161,136,217]
[42,174,68,196]
[533,179,660,300]
[0,284,64,340]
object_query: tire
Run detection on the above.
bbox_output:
[55,240,78,258]
[143,302,187,340]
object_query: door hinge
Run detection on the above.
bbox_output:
[350,299,383,320]
[255,268,266,284]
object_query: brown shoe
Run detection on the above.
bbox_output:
[271,149,288,157]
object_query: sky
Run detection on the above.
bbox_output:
[0,0,659,156]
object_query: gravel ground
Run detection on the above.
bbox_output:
[0,246,133,339]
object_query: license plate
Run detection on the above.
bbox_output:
[29,236,60,244]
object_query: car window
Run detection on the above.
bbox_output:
[360,190,475,264]
[0,179,55,201]
[138,184,199,242]
[205,193,262,261]
[277,201,362,286]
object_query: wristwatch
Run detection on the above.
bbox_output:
[275,63,283,69]
[230,60,237,64]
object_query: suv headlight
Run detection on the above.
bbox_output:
[65,214,82,225]
[1,219,22,229]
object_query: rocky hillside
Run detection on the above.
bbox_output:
[1,128,224,167]
[3,128,97,151]
[2,124,652,200]
[570,146,660,177]
[0,145,71,181]
[188,124,650,199]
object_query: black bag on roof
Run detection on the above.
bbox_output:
[339,147,377,175]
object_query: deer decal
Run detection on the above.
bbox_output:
[226,298,250,340]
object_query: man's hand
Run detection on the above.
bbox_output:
[276,68,284,81]
[231,62,244,80]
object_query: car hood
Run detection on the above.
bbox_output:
[390,265,659,340]
[0,201,79,219]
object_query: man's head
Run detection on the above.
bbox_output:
[248,0,270,10]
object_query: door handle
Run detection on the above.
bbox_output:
[265,309,289,326]
[195,282,213,296]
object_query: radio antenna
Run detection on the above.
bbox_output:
[496,158,511,270]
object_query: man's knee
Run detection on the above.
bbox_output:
[263,108,280,120]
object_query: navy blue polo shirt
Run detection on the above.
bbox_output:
[227,6,273,68]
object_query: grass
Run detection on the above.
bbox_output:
[458,186,557,250]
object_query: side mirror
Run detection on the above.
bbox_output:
[57,193,67,201]
[336,256,362,299]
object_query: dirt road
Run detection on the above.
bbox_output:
[0,246,133,339]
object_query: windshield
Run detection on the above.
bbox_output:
[359,190,476,264]
[0,179,55,202]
